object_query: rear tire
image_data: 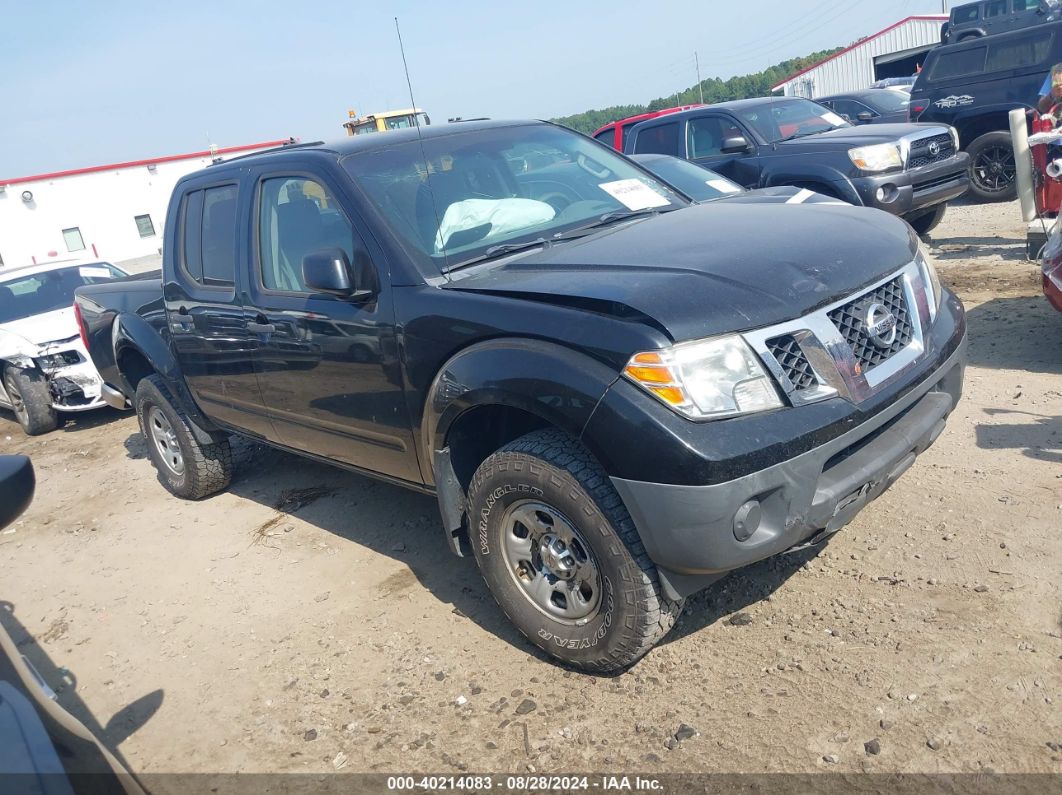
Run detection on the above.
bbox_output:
[907,203,947,237]
[2,366,58,436]
[135,375,231,499]
[966,131,1017,202]
[467,428,682,672]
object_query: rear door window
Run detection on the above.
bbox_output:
[953,5,980,23]
[179,185,238,287]
[632,122,679,155]
[984,0,1008,18]
[929,45,988,80]
[593,129,614,146]
[985,28,1053,71]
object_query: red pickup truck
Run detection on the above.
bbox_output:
[591,105,705,151]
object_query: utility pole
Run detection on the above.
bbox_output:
[942,0,947,12]
[695,52,704,104]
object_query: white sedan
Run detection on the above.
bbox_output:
[0,260,127,435]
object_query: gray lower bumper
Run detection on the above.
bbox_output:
[100,383,130,410]
[612,338,966,600]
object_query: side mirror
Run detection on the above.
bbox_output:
[721,136,750,154]
[302,248,374,301]
[0,456,35,531]
[857,111,875,123]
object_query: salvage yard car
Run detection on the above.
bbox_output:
[0,260,129,435]
[74,121,967,672]
[624,97,969,236]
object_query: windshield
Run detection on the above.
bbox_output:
[864,90,911,113]
[733,99,850,144]
[629,155,744,203]
[0,263,124,325]
[342,123,687,272]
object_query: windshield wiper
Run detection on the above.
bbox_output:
[444,238,551,272]
[775,130,829,143]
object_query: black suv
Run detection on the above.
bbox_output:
[942,0,1059,44]
[911,20,1062,200]
[624,97,969,236]
[74,121,967,672]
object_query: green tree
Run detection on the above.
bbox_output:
[552,47,843,135]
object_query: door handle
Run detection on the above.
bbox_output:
[247,322,275,334]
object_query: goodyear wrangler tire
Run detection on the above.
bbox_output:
[468,428,682,672]
[135,374,231,500]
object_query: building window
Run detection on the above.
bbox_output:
[63,227,85,252]
[135,214,156,238]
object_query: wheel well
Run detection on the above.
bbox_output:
[956,114,1011,149]
[785,180,841,199]
[117,348,155,392]
[445,404,553,491]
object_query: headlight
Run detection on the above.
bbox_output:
[916,248,942,320]
[623,335,783,420]
[848,143,903,172]
[35,351,80,370]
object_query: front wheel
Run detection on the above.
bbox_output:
[907,203,947,237]
[2,366,58,436]
[135,375,232,499]
[467,429,682,672]
[967,131,1017,202]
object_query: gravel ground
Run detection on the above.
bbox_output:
[0,197,1059,782]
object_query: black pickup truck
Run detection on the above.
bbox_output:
[624,97,970,236]
[75,121,967,672]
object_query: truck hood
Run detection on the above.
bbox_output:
[446,202,917,342]
[779,122,947,149]
[0,308,79,358]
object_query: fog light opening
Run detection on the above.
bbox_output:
[876,184,898,203]
[733,500,762,542]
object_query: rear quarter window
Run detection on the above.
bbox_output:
[928,45,988,80]
[632,122,679,155]
[984,28,1054,72]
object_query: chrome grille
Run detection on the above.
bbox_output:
[766,334,818,390]
[827,278,913,370]
[908,133,955,170]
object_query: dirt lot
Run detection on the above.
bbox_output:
[1,198,1059,782]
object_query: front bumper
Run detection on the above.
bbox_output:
[849,153,970,218]
[612,337,966,599]
[42,359,106,412]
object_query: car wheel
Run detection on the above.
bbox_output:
[2,366,58,436]
[467,428,682,672]
[135,374,232,499]
[967,131,1017,202]
[907,204,947,237]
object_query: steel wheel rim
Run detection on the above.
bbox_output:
[147,406,184,475]
[499,500,602,625]
[4,374,27,421]
[972,145,1016,194]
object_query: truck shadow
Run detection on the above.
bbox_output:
[0,600,161,777]
[975,407,1062,464]
[662,545,824,646]
[57,406,131,434]
[195,442,551,663]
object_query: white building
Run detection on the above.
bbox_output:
[771,15,946,99]
[0,140,287,270]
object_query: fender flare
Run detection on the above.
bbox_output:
[421,338,621,478]
[111,312,222,444]
[761,166,860,204]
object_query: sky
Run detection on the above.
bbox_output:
[0,0,947,178]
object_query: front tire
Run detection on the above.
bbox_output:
[967,131,1017,202]
[3,366,58,436]
[907,203,947,237]
[135,375,231,499]
[467,429,682,672]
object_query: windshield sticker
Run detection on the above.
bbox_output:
[598,179,671,211]
[79,267,112,279]
[707,179,740,193]
[821,111,847,126]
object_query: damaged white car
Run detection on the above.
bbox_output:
[0,260,127,435]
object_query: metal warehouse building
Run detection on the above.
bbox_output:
[772,15,946,98]
[0,140,286,270]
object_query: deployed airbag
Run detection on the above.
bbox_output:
[435,198,555,252]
